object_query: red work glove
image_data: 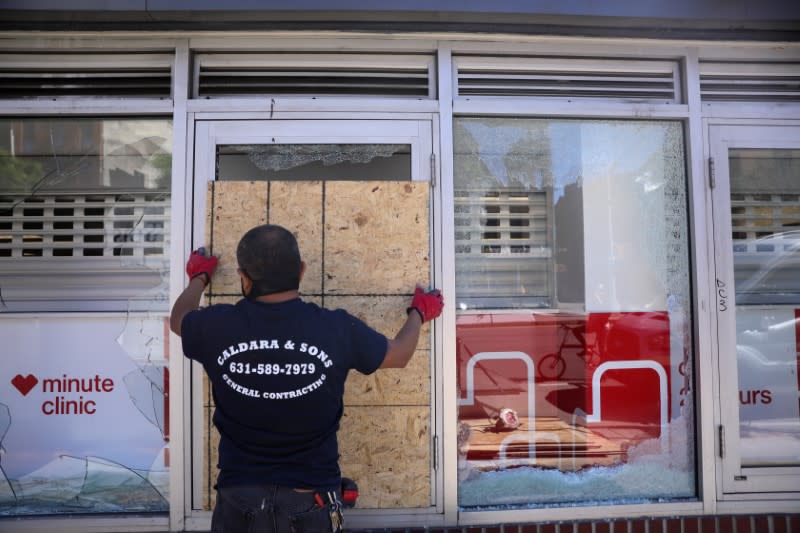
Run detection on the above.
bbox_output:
[407,287,444,323]
[185,247,218,287]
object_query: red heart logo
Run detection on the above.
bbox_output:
[11,374,38,396]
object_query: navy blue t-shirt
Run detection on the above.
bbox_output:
[181,297,388,491]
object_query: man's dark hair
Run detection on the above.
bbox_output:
[236,224,301,298]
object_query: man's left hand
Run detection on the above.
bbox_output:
[186,247,218,286]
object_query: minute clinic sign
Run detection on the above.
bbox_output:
[10,373,116,415]
[1,315,169,514]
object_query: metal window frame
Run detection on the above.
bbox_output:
[0,44,185,533]
[706,121,800,497]
[189,116,442,529]
[447,46,706,527]
[0,34,799,532]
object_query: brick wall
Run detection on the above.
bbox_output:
[353,514,800,533]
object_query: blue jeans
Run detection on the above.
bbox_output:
[211,485,337,533]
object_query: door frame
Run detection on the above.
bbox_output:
[707,120,800,497]
[184,116,445,528]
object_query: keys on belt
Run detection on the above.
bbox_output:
[314,491,343,533]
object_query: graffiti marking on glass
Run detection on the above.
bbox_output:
[717,279,728,312]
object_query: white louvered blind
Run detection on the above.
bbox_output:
[0,54,173,99]
[455,188,553,309]
[194,53,435,98]
[454,56,681,103]
[732,193,800,247]
[0,192,170,312]
[732,192,800,304]
[0,193,169,258]
[730,148,800,305]
[700,61,800,102]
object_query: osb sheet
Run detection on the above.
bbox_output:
[344,349,429,406]
[324,295,430,349]
[207,293,238,304]
[202,179,433,510]
[324,182,429,294]
[303,295,322,307]
[338,406,430,508]
[203,411,220,511]
[209,181,268,294]
[268,181,324,295]
[203,373,213,408]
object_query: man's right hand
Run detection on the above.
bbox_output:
[185,247,218,287]
[407,287,444,323]
[382,287,444,369]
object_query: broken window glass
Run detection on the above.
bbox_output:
[0,118,172,516]
[217,143,411,181]
[0,118,172,312]
[454,118,695,508]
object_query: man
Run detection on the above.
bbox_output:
[170,224,443,533]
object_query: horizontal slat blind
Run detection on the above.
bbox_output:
[700,61,800,102]
[0,192,170,258]
[732,191,800,304]
[455,56,680,103]
[455,189,553,309]
[0,54,173,99]
[732,193,800,246]
[194,53,434,98]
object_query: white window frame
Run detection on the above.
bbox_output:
[707,120,800,497]
[446,52,709,526]
[0,40,184,533]
[2,34,799,532]
[187,116,443,530]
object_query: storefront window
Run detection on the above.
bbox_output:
[0,118,172,516]
[454,118,694,508]
[729,148,800,467]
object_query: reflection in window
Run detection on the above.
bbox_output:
[0,119,171,517]
[0,118,172,312]
[730,148,800,305]
[729,148,800,467]
[454,118,694,508]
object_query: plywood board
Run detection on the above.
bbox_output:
[324,295,430,349]
[268,181,324,295]
[208,181,268,294]
[338,406,430,508]
[203,411,220,511]
[202,179,433,510]
[207,295,239,306]
[344,349,429,406]
[324,182,429,294]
